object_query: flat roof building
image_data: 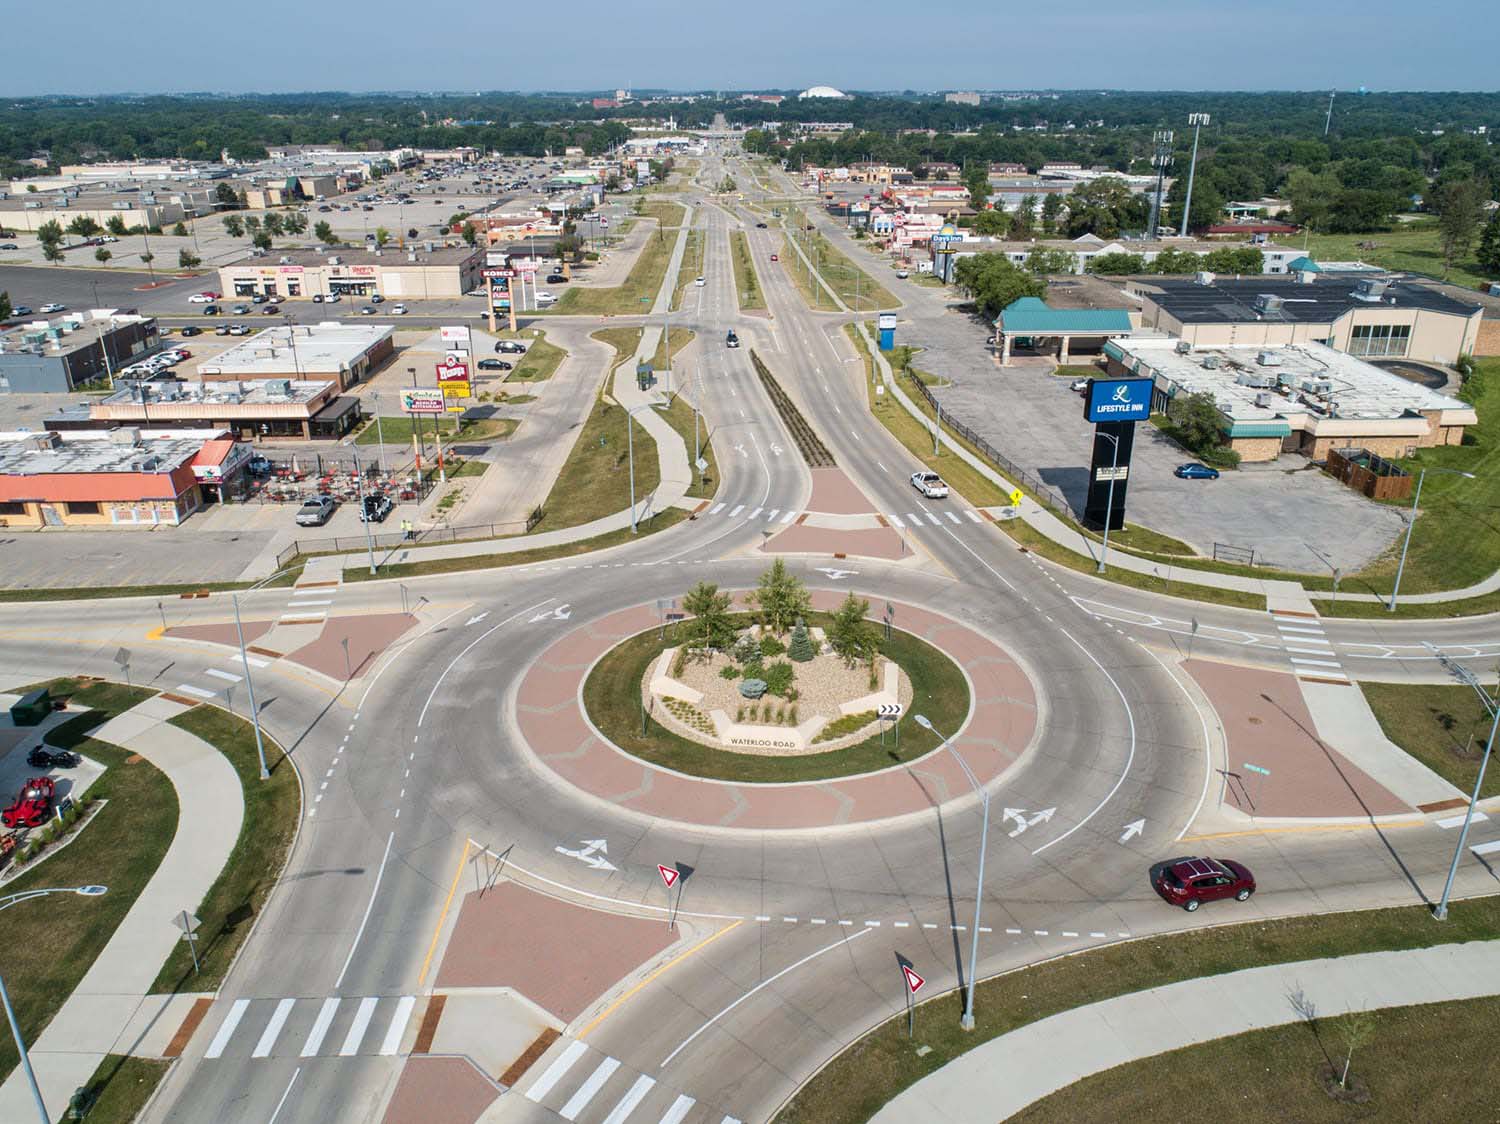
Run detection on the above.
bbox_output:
[1105,338,1476,462]
[196,323,394,391]
[0,429,229,528]
[1130,275,1484,365]
[0,312,161,394]
[217,245,484,304]
[49,376,360,441]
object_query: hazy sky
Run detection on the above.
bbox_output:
[5,0,1497,95]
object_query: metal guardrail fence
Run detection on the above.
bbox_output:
[902,372,1073,518]
[276,505,543,570]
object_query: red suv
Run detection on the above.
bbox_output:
[1152,857,1255,912]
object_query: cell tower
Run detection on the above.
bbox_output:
[1146,130,1173,240]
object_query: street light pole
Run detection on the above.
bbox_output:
[1432,660,1499,921]
[370,390,386,477]
[232,593,271,780]
[0,886,109,1124]
[1096,431,1121,574]
[1389,467,1475,611]
[913,715,988,1031]
[352,449,377,577]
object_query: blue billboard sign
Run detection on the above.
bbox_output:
[1085,378,1152,423]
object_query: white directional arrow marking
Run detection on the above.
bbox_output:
[770,443,784,456]
[466,612,490,626]
[1003,807,1054,838]
[815,568,860,580]
[530,604,572,623]
[1119,819,1146,844]
[554,838,617,872]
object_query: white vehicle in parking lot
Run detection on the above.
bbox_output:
[910,471,949,499]
[534,291,556,306]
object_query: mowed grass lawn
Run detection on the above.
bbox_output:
[1012,996,1500,1124]
[777,895,1500,1124]
[1331,357,1500,597]
[670,229,704,312]
[788,208,898,310]
[1360,681,1500,799]
[731,230,765,310]
[660,394,717,500]
[551,202,683,315]
[534,394,659,532]
[583,614,968,783]
[0,680,171,1084]
[507,331,566,382]
[1303,219,1492,289]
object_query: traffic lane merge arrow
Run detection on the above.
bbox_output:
[902,965,925,994]
[658,864,680,888]
[466,611,490,626]
[1119,819,1146,844]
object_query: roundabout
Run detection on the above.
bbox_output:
[515,588,1041,829]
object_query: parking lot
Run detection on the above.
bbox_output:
[925,346,1408,574]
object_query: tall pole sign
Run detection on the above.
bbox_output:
[1083,378,1151,533]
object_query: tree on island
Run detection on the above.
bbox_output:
[748,559,811,635]
[683,581,734,651]
[788,619,815,663]
[828,594,877,666]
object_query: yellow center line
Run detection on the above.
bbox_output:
[417,839,471,987]
[578,919,744,1041]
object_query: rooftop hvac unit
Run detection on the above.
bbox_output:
[266,379,291,396]
[107,427,141,445]
[1255,392,1273,408]
[1353,278,1390,302]
[1236,372,1275,388]
[1256,350,1282,366]
[1201,354,1221,370]
[407,252,417,262]
[1174,340,1192,354]
[1194,271,1215,286]
[1252,294,1283,313]
[327,255,341,265]
[278,255,292,265]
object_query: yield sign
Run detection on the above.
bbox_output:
[658,864,680,889]
[902,965,925,994]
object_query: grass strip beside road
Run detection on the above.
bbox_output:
[343,509,689,581]
[652,327,694,372]
[731,230,766,310]
[660,395,718,501]
[1012,995,1500,1124]
[506,331,566,382]
[787,208,898,310]
[551,214,678,315]
[776,896,1500,1124]
[583,616,967,783]
[0,567,304,602]
[593,326,645,382]
[0,680,173,1085]
[670,229,705,312]
[534,394,660,532]
[76,1056,171,1124]
[1359,682,1500,799]
[150,704,299,991]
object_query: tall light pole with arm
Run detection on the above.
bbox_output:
[1179,113,1209,238]
[0,885,109,1124]
[1388,467,1474,611]
[913,715,989,1031]
[1424,648,1498,921]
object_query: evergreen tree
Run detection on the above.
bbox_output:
[1477,209,1500,276]
[788,620,815,663]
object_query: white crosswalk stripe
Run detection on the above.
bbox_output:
[561,1056,621,1120]
[906,513,922,525]
[601,1075,657,1124]
[339,997,378,1056]
[527,1040,589,1102]
[924,512,941,526]
[173,683,215,699]
[766,509,779,521]
[252,998,296,1058]
[964,509,982,523]
[379,995,416,1056]
[779,510,796,523]
[887,513,904,527]
[729,504,744,517]
[204,999,249,1059]
[204,668,242,683]
[944,510,961,524]
[708,503,725,515]
[300,997,340,1057]
[659,1094,697,1124]
[748,507,762,519]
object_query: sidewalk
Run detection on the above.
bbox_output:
[872,939,1500,1123]
[0,693,244,1122]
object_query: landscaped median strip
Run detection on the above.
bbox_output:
[773,894,1500,1124]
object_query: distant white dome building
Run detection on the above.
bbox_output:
[799,85,849,99]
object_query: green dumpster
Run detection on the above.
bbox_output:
[10,688,51,727]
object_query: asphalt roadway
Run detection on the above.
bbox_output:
[1,150,1497,1124]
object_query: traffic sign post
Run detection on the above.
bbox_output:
[878,702,903,751]
[901,963,925,1037]
[1243,762,1270,811]
[172,910,202,974]
[659,863,684,929]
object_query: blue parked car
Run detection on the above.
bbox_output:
[1175,463,1220,480]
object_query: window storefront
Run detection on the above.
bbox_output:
[1349,323,1412,358]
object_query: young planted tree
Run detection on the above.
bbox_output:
[787,620,815,662]
[35,219,64,249]
[682,581,735,651]
[828,594,875,666]
[223,215,244,238]
[139,251,154,278]
[283,212,307,236]
[178,249,200,269]
[748,559,812,635]
[262,212,284,237]
[67,216,102,238]
[1334,1010,1377,1091]
[106,215,129,237]
[94,247,111,265]
[374,227,391,248]
[251,232,272,251]
[313,221,335,245]
[42,242,65,264]
[172,222,188,237]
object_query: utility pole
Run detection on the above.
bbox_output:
[1179,113,1209,239]
[1146,130,1174,241]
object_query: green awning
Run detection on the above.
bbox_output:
[999,297,1131,334]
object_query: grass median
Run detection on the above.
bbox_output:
[787,208,897,310]
[1013,995,1499,1123]
[1360,681,1500,799]
[534,393,661,532]
[583,614,968,783]
[0,679,172,1085]
[660,394,718,501]
[506,330,566,382]
[670,229,705,312]
[731,230,766,311]
[776,895,1500,1124]
[551,211,679,315]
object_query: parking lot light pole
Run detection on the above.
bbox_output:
[0,885,108,1124]
[913,714,988,1031]
[352,449,377,576]
[1388,467,1474,612]
[369,390,386,476]
[1430,657,1499,921]
[232,593,271,780]
[1096,431,1121,574]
